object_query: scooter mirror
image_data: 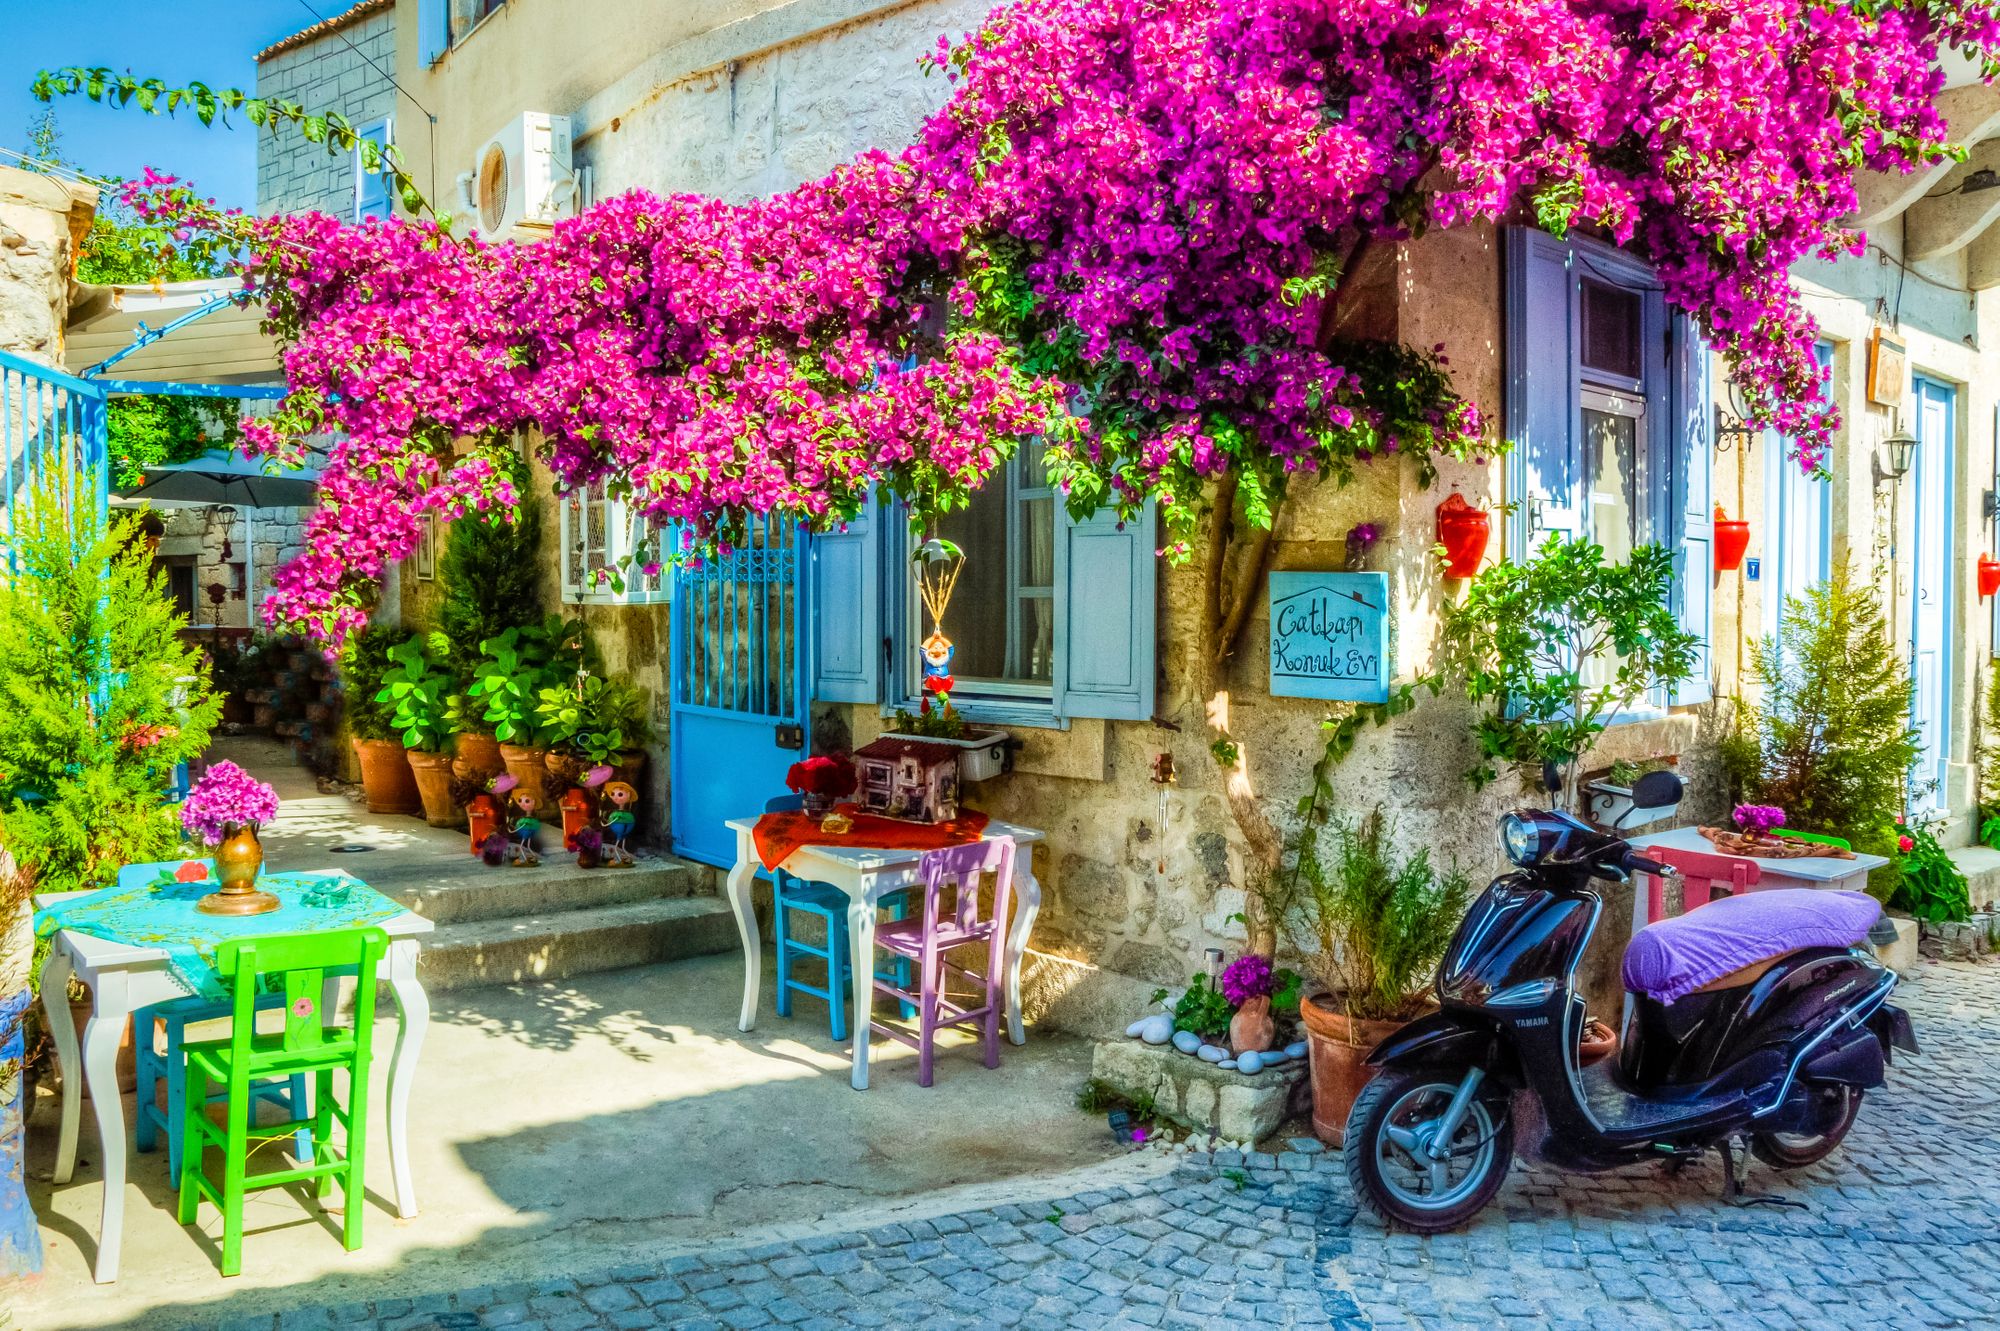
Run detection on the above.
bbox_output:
[1631,769,1684,810]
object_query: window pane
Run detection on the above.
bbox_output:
[1581,279,1641,380]
[564,495,585,590]
[932,486,1009,682]
[1018,595,1054,682]
[1021,497,1054,588]
[1583,407,1638,563]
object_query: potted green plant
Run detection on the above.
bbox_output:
[464,616,589,808]
[340,626,422,816]
[378,631,462,828]
[438,498,546,779]
[536,671,648,791]
[1294,807,1470,1146]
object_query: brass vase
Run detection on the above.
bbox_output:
[198,823,281,916]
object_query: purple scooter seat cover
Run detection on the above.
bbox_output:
[1622,888,1881,1004]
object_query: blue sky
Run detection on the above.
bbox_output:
[1,1,325,211]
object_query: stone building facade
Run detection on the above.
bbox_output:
[255,0,400,220]
[342,1,2000,1036]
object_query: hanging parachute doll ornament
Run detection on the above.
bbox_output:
[913,536,963,723]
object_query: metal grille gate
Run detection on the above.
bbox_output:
[668,514,808,866]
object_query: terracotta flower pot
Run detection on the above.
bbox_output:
[406,749,463,829]
[498,742,549,809]
[1229,995,1275,1056]
[1578,1016,1619,1066]
[455,731,504,779]
[1435,493,1492,579]
[353,737,422,816]
[1300,996,1408,1147]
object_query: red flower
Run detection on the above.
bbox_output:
[1898,834,1914,853]
[786,754,858,798]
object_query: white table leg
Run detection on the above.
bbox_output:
[42,946,80,1185]
[383,939,427,1220]
[81,972,132,1285]
[846,892,879,1091]
[726,830,762,1032]
[1005,861,1042,1046]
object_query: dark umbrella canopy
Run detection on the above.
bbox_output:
[118,450,322,509]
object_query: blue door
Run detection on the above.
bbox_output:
[669,515,808,866]
[1909,376,1955,812]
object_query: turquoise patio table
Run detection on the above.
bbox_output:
[33,870,435,1283]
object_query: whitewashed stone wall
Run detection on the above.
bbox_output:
[255,7,398,218]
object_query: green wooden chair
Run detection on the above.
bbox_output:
[1774,828,1853,852]
[177,927,388,1277]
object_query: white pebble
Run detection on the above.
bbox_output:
[1237,1051,1264,1075]
[1126,1018,1150,1038]
[1218,1059,1237,1070]
[1285,1041,1308,1059]
[1196,1044,1227,1063]
[1171,1029,1202,1055]
[1138,1014,1174,1045]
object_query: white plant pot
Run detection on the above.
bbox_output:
[885,726,1010,782]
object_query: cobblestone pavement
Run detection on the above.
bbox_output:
[133,960,2000,1331]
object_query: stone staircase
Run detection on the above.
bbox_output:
[357,850,739,993]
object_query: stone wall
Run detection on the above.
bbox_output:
[256,6,398,218]
[152,505,312,631]
[0,167,93,366]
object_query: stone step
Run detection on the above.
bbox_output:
[363,853,711,926]
[1948,844,2000,913]
[415,896,740,993]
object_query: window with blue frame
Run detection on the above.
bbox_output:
[420,0,505,64]
[1504,227,1713,708]
[353,118,393,222]
[811,458,1157,725]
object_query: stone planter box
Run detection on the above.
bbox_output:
[1090,1038,1308,1144]
[1919,913,1998,961]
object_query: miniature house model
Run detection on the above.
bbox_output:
[853,736,961,823]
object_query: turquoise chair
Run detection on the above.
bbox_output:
[124,860,311,1181]
[765,797,913,1039]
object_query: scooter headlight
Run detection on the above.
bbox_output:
[1500,812,1545,867]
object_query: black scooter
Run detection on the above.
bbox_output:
[1342,801,1918,1232]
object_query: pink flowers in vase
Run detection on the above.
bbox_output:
[182,761,280,846]
[1732,804,1786,840]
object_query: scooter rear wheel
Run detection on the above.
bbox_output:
[1344,1068,1514,1233]
[1750,1084,1861,1169]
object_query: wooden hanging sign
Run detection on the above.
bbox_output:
[1267,571,1390,703]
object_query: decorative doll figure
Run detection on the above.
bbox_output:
[509,792,543,866]
[601,781,638,865]
[920,629,956,696]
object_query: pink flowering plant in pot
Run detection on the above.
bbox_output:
[35,0,2000,955]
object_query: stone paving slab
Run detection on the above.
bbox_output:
[61,958,2000,1331]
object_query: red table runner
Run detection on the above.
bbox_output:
[752,803,990,872]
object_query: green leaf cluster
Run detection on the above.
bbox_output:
[376,632,456,754]
[464,617,594,745]
[1293,806,1470,1023]
[1890,822,1970,924]
[534,671,647,765]
[0,481,219,895]
[1736,564,1919,893]
[1169,973,1234,1039]
[437,496,545,689]
[1432,535,1699,803]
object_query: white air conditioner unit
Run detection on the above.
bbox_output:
[459,112,576,237]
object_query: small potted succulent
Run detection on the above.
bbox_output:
[181,761,282,916]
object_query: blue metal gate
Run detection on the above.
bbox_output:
[0,349,111,550]
[669,515,809,866]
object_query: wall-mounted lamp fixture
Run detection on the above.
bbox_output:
[1877,427,1917,483]
[1713,403,1759,453]
[1928,166,2000,198]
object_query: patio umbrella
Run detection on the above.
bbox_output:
[119,449,322,509]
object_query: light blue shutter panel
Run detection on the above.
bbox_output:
[355,120,392,221]
[1672,318,1714,706]
[1053,502,1157,720]
[1504,227,1582,557]
[419,0,448,67]
[811,497,883,703]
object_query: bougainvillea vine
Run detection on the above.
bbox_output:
[53,0,2000,644]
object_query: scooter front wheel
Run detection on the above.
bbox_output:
[1345,1068,1514,1233]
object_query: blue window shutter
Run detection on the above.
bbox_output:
[355,119,393,221]
[1054,503,1157,720]
[1504,228,1582,557]
[811,498,883,703]
[419,0,449,67]
[1672,317,1714,706]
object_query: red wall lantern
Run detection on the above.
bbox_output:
[466,793,500,858]
[1714,507,1751,573]
[1435,493,1491,578]
[1979,554,2000,600]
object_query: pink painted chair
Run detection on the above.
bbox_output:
[1636,844,1761,925]
[868,837,1015,1087]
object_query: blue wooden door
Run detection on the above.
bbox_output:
[669,515,808,866]
[1909,376,1955,812]
[1762,344,1833,646]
